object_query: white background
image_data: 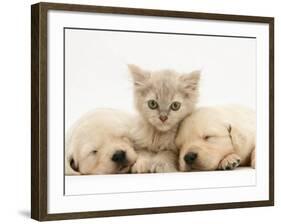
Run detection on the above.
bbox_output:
[65,28,256,129]
[0,0,279,224]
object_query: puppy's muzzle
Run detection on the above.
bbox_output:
[111,150,127,164]
[184,152,198,165]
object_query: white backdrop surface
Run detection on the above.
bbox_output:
[65,27,256,129]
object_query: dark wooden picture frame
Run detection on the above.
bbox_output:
[31,2,274,221]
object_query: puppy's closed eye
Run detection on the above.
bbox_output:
[91,150,98,154]
[203,135,213,141]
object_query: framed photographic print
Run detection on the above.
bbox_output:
[31,2,274,221]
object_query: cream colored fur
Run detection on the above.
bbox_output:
[176,105,256,171]
[65,109,137,175]
[128,64,200,173]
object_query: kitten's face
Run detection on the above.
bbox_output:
[128,64,200,132]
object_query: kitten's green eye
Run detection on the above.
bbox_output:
[170,101,181,111]
[147,100,158,110]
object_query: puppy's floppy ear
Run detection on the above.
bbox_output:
[70,157,79,172]
[227,124,233,144]
[227,123,249,153]
[180,70,200,93]
[65,155,80,175]
[128,64,150,88]
[227,124,232,134]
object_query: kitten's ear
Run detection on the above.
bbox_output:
[180,70,201,92]
[128,64,150,87]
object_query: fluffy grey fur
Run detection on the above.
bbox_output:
[128,64,200,173]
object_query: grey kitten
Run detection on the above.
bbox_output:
[128,64,200,173]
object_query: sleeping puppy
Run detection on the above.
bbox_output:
[176,105,256,171]
[65,109,137,175]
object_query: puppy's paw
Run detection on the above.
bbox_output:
[150,161,177,173]
[218,153,241,170]
[131,158,152,173]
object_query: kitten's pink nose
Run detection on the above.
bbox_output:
[159,115,168,122]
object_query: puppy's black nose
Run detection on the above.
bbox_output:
[112,150,126,163]
[184,152,198,165]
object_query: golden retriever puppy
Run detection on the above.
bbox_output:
[65,109,137,175]
[176,105,256,171]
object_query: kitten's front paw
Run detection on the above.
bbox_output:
[218,153,241,170]
[131,158,152,173]
[150,161,177,173]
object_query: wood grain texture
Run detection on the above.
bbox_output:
[31,3,48,220]
[269,18,274,203]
